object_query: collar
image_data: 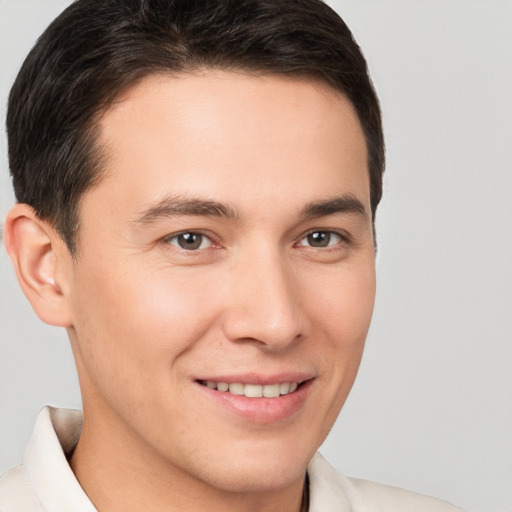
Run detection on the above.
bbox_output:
[24,406,350,512]
[24,407,96,511]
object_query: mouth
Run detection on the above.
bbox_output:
[195,377,314,423]
[197,380,302,398]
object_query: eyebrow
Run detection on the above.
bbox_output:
[300,194,368,220]
[133,193,368,226]
[134,195,239,224]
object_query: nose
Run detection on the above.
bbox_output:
[220,248,304,350]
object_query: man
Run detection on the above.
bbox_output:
[0,0,462,510]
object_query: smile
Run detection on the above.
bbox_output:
[198,380,300,398]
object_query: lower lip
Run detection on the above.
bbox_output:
[195,380,313,424]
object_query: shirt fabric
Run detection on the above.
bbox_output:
[0,407,462,511]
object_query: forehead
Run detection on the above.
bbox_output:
[89,71,369,220]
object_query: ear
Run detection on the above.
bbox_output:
[4,203,73,327]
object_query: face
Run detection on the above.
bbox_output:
[66,71,376,493]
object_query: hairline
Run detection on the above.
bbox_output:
[71,66,374,258]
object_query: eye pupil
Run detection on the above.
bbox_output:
[178,233,202,250]
[307,231,330,247]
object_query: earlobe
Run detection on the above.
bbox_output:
[4,203,73,327]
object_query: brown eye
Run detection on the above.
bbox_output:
[167,232,212,250]
[300,231,342,248]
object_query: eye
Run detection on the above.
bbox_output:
[298,230,343,248]
[165,232,213,251]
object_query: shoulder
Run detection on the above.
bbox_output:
[0,466,44,511]
[342,476,463,512]
[307,453,463,512]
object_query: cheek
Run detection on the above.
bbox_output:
[305,261,375,405]
[69,259,221,401]
[306,260,376,343]
[76,259,216,341]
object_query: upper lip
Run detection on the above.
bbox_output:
[195,372,315,385]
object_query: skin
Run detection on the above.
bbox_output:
[5,71,376,512]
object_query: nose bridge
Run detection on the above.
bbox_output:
[222,243,303,349]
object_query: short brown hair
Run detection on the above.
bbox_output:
[7,0,384,253]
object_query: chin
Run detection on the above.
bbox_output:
[195,440,313,494]
[208,464,305,494]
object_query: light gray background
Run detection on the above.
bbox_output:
[1,1,511,511]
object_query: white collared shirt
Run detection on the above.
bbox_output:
[0,407,462,511]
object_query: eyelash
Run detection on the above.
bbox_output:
[162,231,217,251]
[162,229,348,252]
[295,230,348,250]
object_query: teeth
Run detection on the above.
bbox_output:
[263,383,280,398]
[244,384,263,398]
[279,382,290,394]
[228,383,245,395]
[202,380,301,397]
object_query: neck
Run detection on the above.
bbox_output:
[69,405,307,512]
